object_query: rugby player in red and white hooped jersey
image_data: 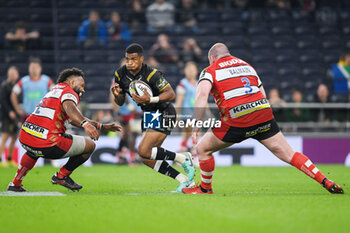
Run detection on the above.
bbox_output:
[182,43,343,194]
[7,68,122,192]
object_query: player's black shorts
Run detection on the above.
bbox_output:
[141,103,177,135]
[212,118,280,143]
[1,118,19,134]
[19,133,86,160]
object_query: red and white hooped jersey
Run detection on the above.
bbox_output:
[199,56,274,127]
[19,83,79,148]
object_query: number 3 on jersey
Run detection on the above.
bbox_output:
[241,77,253,94]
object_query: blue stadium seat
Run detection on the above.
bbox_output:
[294,23,318,35]
[58,24,79,36]
[83,51,107,63]
[267,9,290,22]
[197,11,220,23]
[319,26,340,36]
[273,36,296,50]
[58,37,77,50]
[295,35,320,50]
[271,25,293,36]
[321,36,343,50]
[58,50,82,63]
[299,50,322,63]
[249,36,272,49]
[247,23,269,35]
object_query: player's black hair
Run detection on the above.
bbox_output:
[15,21,26,30]
[126,43,143,56]
[57,67,85,83]
[29,57,42,66]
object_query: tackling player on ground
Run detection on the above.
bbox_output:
[7,68,122,192]
[182,43,344,194]
[111,43,195,192]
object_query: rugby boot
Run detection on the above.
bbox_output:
[176,180,195,193]
[7,182,27,192]
[181,152,195,181]
[322,178,344,194]
[182,185,214,194]
[51,172,82,191]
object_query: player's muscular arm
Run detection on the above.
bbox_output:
[259,85,267,98]
[194,80,211,121]
[192,80,212,144]
[10,92,25,116]
[111,83,125,106]
[158,84,175,102]
[62,100,100,140]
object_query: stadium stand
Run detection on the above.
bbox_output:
[0,0,349,109]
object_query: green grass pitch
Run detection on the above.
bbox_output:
[0,164,349,233]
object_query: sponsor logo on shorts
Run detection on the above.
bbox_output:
[245,123,271,137]
[229,99,271,119]
[22,122,49,139]
[20,143,44,156]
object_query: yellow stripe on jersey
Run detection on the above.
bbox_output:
[159,83,170,92]
[115,71,120,82]
[235,104,270,118]
[21,125,45,139]
[147,69,157,82]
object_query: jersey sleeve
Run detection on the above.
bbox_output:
[12,80,22,95]
[198,68,213,84]
[257,74,262,87]
[176,82,186,95]
[148,69,170,93]
[114,70,125,95]
[250,66,262,87]
[61,90,79,106]
[48,78,54,90]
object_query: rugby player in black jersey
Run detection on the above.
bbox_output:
[111,43,195,192]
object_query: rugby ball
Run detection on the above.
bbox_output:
[129,80,153,97]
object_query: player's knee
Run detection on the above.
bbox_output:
[137,146,151,159]
[84,139,96,154]
[195,144,206,156]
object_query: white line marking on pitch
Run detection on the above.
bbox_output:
[0,191,66,196]
[127,191,178,195]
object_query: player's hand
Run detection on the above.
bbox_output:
[102,123,123,132]
[111,83,121,97]
[131,89,151,104]
[9,110,17,120]
[192,127,201,145]
[17,108,25,117]
[84,123,100,141]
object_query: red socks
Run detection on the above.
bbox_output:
[291,152,326,184]
[199,156,215,190]
[58,166,72,178]
[12,153,37,186]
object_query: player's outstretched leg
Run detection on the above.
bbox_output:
[7,152,38,192]
[291,152,344,194]
[260,132,344,194]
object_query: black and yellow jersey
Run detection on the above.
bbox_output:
[114,63,171,111]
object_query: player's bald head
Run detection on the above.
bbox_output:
[208,43,230,64]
